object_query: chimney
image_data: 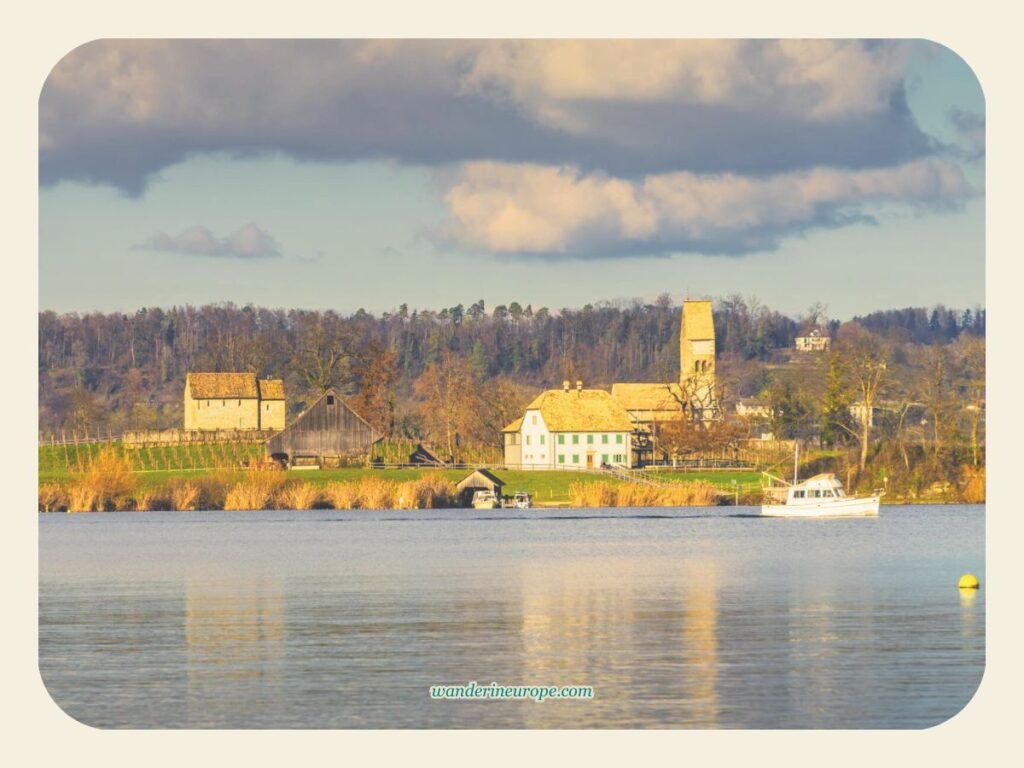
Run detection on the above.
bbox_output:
[563,380,570,392]
[576,380,583,392]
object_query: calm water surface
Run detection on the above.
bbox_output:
[39,505,984,729]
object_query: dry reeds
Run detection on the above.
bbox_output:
[223,469,285,511]
[359,477,397,509]
[39,483,66,513]
[68,447,137,511]
[961,465,985,503]
[324,481,362,509]
[169,479,201,511]
[569,480,720,508]
[276,481,321,510]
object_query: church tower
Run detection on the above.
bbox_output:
[679,299,717,418]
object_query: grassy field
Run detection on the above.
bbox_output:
[39,439,766,504]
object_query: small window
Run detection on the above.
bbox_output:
[327,395,335,406]
[526,435,532,446]
[601,434,609,444]
[794,490,805,498]
[558,455,565,464]
[586,434,594,444]
[540,434,545,445]
[572,434,579,445]
[238,399,242,406]
[557,434,565,445]
[602,454,609,463]
[616,434,623,444]
[222,400,226,407]
[572,454,580,463]
[531,414,537,425]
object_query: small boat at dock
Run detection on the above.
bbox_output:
[471,490,500,509]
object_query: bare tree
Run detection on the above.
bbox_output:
[833,323,891,472]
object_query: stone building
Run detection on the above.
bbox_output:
[184,372,286,431]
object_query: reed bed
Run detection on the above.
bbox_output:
[569,480,720,508]
[168,479,202,511]
[223,470,286,511]
[276,481,322,510]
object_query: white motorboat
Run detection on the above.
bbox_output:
[761,472,880,518]
[512,491,532,509]
[471,490,500,509]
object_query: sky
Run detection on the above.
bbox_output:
[39,39,984,321]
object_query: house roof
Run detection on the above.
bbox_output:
[187,372,259,399]
[682,299,715,340]
[611,383,684,413]
[502,416,524,433]
[524,388,633,432]
[257,379,285,400]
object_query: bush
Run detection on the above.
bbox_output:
[169,479,201,511]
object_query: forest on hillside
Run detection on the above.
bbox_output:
[38,295,986,496]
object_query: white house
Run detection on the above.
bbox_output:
[503,381,634,470]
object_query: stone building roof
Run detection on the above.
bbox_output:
[257,379,286,400]
[501,416,524,433]
[524,389,633,432]
[187,372,259,399]
[610,383,685,413]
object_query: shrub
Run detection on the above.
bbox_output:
[67,483,98,513]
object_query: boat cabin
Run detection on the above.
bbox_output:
[786,473,847,504]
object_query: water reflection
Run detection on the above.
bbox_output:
[185,577,285,726]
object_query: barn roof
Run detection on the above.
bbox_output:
[187,372,259,399]
[257,379,285,400]
[611,383,685,413]
[682,299,715,340]
[525,388,633,432]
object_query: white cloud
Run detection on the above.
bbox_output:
[440,158,974,256]
[137,223,281,259]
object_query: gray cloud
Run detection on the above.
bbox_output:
[948,108,985,160]
[136,223,282,259]
[41,40,938,194]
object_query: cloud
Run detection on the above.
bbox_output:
[439,158,975,257]
[136,223,282,259]
[41,40,936,193]
[948,108,985,160]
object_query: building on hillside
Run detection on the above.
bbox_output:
[266,387,380,467]
[735,398,771,420]
[502,380,634,470]
[184,372,286,431]
[609,382,684,465]
[795,327,830,352]
[678,299,718,418]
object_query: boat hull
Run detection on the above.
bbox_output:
[760,495,880,518]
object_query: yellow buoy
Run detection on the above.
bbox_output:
[958,573,980,590]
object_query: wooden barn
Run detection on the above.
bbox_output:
[266,388,380,467]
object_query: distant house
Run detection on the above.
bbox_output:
[849,401,876,428]
[735,398,771,420]
[184,372,285,431]
[795,328,830,352]
[266,387,379,467]
[502,380,634,470]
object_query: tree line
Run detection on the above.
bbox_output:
[39,296,985,486]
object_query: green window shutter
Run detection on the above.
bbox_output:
[558,455,565,464]
[557,434,564,445]
[602,434,609,444]
[587,434,594,444]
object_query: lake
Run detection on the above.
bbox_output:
[38,505,984,729]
